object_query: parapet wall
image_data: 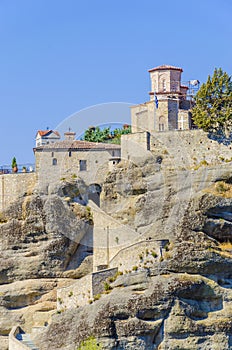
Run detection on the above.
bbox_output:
[122,130,232,169]
[0,173,36,212]
[109,239,168,272]
[9,326,29,350]
[150,129,232,168]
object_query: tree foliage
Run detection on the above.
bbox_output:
[83,125,131,144]
[11,157,17,168]
[191,68,232,138]
[83,126,111,143]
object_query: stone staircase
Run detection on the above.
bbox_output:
[16,331,39,350]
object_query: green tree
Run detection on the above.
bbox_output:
[83,126,111,142]
[11,157,17,168]
[83,125,131,144]
[111,125,132,144]
[191,68,232,138]
[77,336,102,350]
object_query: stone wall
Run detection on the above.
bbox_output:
[121,132,151,164]
[0,173,36,212]
[9,326,29,350]
[89,201,141,272]
[36,148,120,190]
[150,129,232,168]
[131,101,156,133]
[57,274,92,310]
[109,239,168,272]
[121,130,232,170]
[168,99,178,130]
[92,267,118,295]
[57,268,118,310]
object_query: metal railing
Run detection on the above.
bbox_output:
[0,163,35,175]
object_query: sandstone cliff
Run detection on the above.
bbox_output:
[1,158,232,349]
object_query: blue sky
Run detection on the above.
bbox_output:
[0,0,231,165]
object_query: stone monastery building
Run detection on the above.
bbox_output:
[132,64,194,133]
[34,64,196,187]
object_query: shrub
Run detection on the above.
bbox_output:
[132,266,138,271]
[104,282,112,291]
[151,251,157,258]
[93,294,101,301]
[216,181,229,194]
[77,336,102,349]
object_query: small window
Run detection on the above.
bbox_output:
[162,79,166,92]
[52,158,57,166]
[159,116,165,132]
[69,151,72,157]
[79,160,87,171]
[51,152,54,157]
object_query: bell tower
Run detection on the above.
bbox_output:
[148,64,184,99]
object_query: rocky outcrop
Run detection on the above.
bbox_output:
[35,273,232,350]
[1,157,232,349]
[0,180,93,284]
[0,179,94,349]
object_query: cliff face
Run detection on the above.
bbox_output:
[1,159,232,349]
[35,161,232,350]
[0,180,94,349]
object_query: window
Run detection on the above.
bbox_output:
[159,116,165,132]
[162,79,166,92]
[51,152,54,157]
[69,151,72,157]
[79,160,87,171]
[52,158,57,166]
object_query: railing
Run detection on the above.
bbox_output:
[0,163,35,175]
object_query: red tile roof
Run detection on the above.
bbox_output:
[34,140,121,151]
[37,130,60,137]
[148,65,183,73]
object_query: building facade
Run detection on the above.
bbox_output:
[34,131,121,187]
[131,65,194,133]
[36,130,61,147]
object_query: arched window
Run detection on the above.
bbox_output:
[162,79,166,92]
[52,158,57,166]
[159,116,165,132]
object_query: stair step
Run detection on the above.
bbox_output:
[20,333,39,349]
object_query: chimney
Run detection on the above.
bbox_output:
[64,131,76,141]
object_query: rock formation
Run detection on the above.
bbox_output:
[1,154,232,349]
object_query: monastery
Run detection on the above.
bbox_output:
[33,64,196,187]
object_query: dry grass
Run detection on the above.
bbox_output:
[218,242,232,251]
[212,242,232,259]
[204,181,232,198]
